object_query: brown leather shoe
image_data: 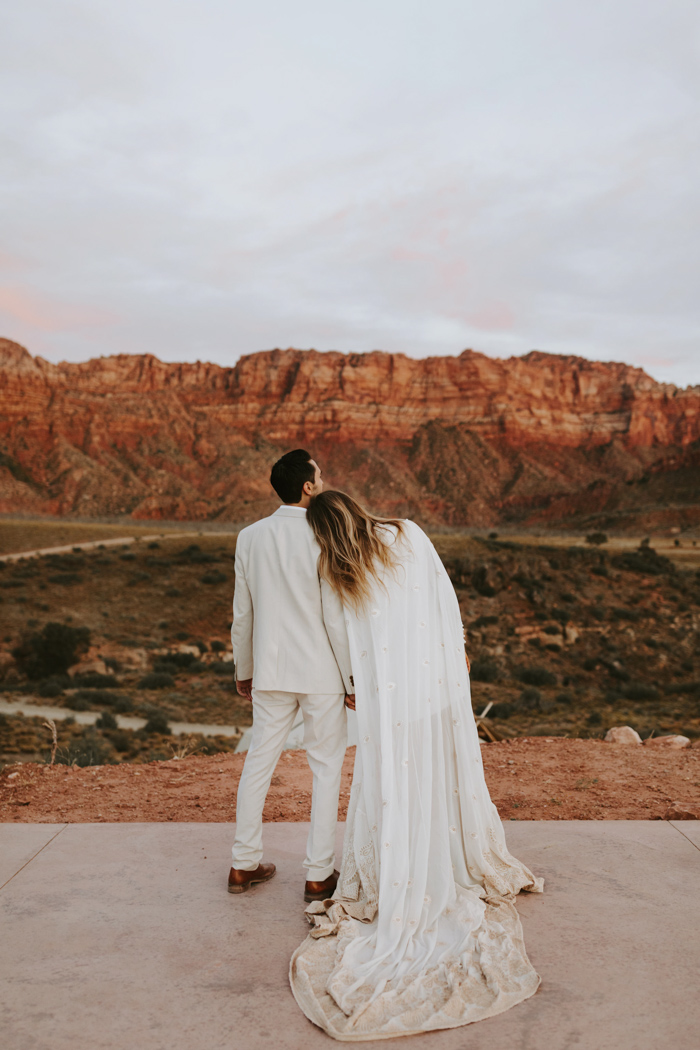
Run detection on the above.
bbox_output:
[228,862,276,894]
[304,869,339,903]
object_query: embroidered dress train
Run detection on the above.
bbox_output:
[290,520,543,1040]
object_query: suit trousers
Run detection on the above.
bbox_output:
[232,689,347,881]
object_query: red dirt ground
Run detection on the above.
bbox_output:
[2,738,699,823]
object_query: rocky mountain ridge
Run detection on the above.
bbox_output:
[1,338,699,529]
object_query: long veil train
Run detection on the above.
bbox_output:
[290,521,543,1041]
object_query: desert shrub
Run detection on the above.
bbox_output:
[200,571,227,585]
[210,640,226,653]
[153,660,178,676]
[65,694,94,711]
[586,532,608,546]
[112,696,133,714]
[96,711,118,730]
[143,712,171,735]
[611,607,642,622]
[473,615,498,628]
[107,730,132,752]
[165,587,182,597]
[516,666,556,687]
[55,728,116,767]
[175,631,189,640]
[119,552,136,562]
[543,625,561,636]
[612,547,674,576]
[623,682,660,702]
[519,687,542,710]
[73,688,126,707]
[590,605,606,621]
[126,572,151,585]
[560,592,576,603]
[148,541,160,549]
[158,651,197,669]
[103,657,122,673]
[37,675,71,698]
[494,702,513,719]
[0,579,25,589]
[587,711,602,725]
[591,563,609,577]
[210,660,235,676]
[74,672,118,688]
[666,680,700,697]
[180,546,218,564]
[12,622,90,679]
[556,691,574,706]
[48,573,82,585]
[191,639,208,653]
[138,672,175,690]
[469,660,500,683]
[472,565,497,597]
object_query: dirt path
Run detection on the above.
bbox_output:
[2,738,699,823]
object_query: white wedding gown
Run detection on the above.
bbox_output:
[290,521,543,1041]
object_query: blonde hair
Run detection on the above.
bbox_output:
[306,490,405,609]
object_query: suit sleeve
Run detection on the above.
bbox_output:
[320,576,354,693]
[231,539,254,680]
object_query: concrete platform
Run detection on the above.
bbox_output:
[1,821,698,1050]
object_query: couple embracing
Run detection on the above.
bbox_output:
[229,449,543,1041]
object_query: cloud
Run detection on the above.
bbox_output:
[0,0,698,386]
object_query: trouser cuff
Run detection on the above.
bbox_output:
[305,863,335,882]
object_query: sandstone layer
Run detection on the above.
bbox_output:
[1,339,699,527]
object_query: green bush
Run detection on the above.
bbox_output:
[470,660,500,683]
[12,622,91,679]
[200,571,227,585]
[66,694,94,711]
[96,711,118,730]
[55,728,115,767]
[73,689,126,707]
[210,660,235,676]
[210,640,226,653]
[74,673,118,688]
[48,573,82,585]
[518,687,542,710]
[517,666,557,687]
[143,712,171,735]
[472,565,497,597]
[37,675,71,698]
[623,682,660,702]
[138,673,175,690]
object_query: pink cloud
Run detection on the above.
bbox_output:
[0,285,116,331]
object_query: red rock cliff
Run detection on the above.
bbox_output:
[1,339,699,527]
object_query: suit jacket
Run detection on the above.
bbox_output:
[231,505,353,694]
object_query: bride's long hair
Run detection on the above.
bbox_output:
[307,490,405,609]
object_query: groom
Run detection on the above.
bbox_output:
[229,449,353,900]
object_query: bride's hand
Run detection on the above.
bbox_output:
[345,694,356,711]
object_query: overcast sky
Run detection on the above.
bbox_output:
[1,0,698,385]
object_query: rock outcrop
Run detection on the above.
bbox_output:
[1,338,699,526]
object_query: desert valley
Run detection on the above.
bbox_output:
[1,339,699,820]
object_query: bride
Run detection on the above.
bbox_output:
[290,491,543,1041]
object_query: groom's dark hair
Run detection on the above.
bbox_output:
[270,449,316,503]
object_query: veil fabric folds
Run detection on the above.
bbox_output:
[290,521,543,1041]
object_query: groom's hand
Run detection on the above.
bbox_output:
[344,694,356,711]
[237,679,253,701]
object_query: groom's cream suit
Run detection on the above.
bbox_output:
[231,505,352,880]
